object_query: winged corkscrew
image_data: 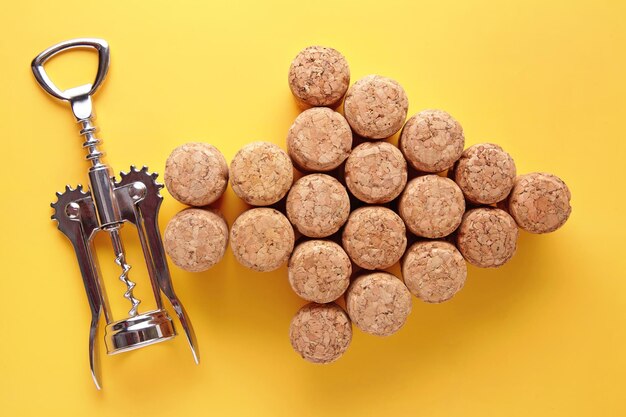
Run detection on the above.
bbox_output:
[33,38,199,389]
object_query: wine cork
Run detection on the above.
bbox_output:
[457,208,518,268]
[402,241,467,303]
[164,142,228,206]
[289,302,352,364]
[344,141,408,204]
[346,272,412,337]
[286,107,352,172]
[288,240,351,303]
[286,174,350,238]
[343,75,409,139]
[454,143,516,204]
[230,208,295,272]
[163,208,228,272]
[342,206,407,270]
[399,110,465,173]
[507,173,572,234]
[288,46,350,108]
[399,175,465,238]
[230,142,294,206]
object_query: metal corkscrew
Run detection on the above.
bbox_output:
[31,38,199,389]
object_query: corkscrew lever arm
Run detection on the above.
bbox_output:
[114,167,200,364]
[51,189,107,390]
[147,221,200,364]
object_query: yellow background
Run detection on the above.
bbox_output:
[1,0,625,415]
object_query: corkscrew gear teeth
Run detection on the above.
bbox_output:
[115,166,163,190]
[33,38,199,389]
[51,185,88,221]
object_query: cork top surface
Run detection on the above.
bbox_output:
[164,142,229,206]
[288,240,352,303]
[288,46,350,107]
[345,141,408,204]
[287,107,353,171]
[164,208,229,272]
[230,141,294,206]
[454,143,516,204]
[402,241,467,303]
[289,302,352,364]
[457,208,519,268]
[346,272,412,337]
[286,174,350,238]
[343,75,409,139]
[342,206,407,270]
[508,172,572,234]
[230,208,295,272]
[399,175,465,238]
[400,109,465,173]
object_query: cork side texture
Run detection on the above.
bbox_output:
[230,141,294,206]
[230,208,295,272]
[287,107,353,172]
[346,272,412,337]
[343,75,409,139]
[288,46,350,108]
[402,241,467,303]
[399,109,465,173]
[286,174,350,238]
[289,303,352,364]
[454,143,516,204]
[344,141,408,204]
[164,142,229,206]
[288,240,352,303]
[342,206,407,270]
[164,208,229,272]
[399,175,465,238]
[457,208,519,268]
[508,172,572,234]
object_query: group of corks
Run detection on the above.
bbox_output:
[162,46,572,365]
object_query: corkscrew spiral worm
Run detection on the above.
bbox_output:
[109,229,140,317]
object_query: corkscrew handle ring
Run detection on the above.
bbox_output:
[31,38,109,102]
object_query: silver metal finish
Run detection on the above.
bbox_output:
[32,38,199,390]
[105,310,176,354]
[31,38,109,102]
[89,165,122,227]
[109,228,140,317]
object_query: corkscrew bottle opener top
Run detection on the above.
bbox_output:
[31,38,199,389]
